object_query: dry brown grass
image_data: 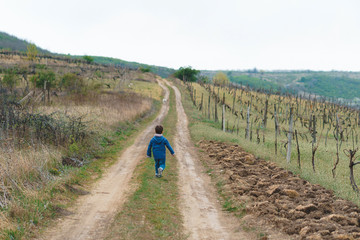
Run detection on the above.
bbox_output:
[0,143,62,203]
[0,211,14,233]
[38,91,152,131]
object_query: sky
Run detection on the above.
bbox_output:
[1,0,360,71]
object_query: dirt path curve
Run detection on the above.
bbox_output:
[165,80,249,240]
[38,80,170,240]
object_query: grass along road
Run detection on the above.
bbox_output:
[105,85,186,240]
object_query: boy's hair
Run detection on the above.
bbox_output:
[155,125,163,134]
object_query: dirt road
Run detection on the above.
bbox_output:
[165,80,249,240]
[38,80,170,240]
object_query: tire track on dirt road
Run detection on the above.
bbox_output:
[37,79,169,240]
[165,80,249,240]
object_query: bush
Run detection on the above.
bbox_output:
[139,67,151,73]
[82,55,94,64]
[30,70,56,89]
[60,73,85,93]
[2,68,19,91]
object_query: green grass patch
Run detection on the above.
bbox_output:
[106,86,186,240]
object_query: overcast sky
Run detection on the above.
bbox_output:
[1,0,360,71]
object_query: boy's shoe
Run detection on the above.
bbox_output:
[158,167,163,178]
[155,174,160,178]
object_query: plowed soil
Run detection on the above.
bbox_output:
[199,140,360,240]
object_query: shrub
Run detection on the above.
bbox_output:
[82,55,94,64]
[139,67,151,73]
[60,73,85,93]
[2,68,19,91]
[30,70,56,90]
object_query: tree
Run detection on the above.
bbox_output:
[83,55,94,64]
[198,75,210,84]
[212,71,229,86]
[27,43,38,61]
[173,66,200,82]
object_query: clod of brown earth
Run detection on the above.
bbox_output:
[299,226,311,236]
[321,214,360,227]
[266,184,281,195]
[331,234,354,240]
[306,234,323,240]
[296,204,318,214]
[318,230,331,236]
[283,189,300,198]
[288,209,306,220]
[243,155,256,165]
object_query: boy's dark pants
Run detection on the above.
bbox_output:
[155,159,166,174]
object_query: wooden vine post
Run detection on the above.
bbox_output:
[274,104,279,155]
[208,95,211,120]
[245,102,251,140]
[43,81,47,103]
[232,89,236,114]
[311,115,317,172]
[222,104,225,132]
[193,89,196,106]
[263,98,268,128]
[199,93,203,111]
[295,129,301,168]
[214,95,218,122]
[286,107,293,164]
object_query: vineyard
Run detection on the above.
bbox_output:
[182,80,360,204]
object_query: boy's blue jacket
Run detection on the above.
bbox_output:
[147,134,175,160]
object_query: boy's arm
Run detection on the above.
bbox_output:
[147,140,153,157]
[165,139,175,155]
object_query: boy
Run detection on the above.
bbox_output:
[147,125,175,178]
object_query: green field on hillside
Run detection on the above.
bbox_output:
[299,74,360,99]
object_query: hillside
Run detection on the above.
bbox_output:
[0,31,174,78]
[298,74,360,100]
[201,69,360,102]
[89,56,175,78]
[0,31,50,54]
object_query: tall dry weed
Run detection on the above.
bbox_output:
[0,142,61,208]
[39,92,152,130]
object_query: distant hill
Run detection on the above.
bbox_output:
[0,31,175,78]
[0,31,50,54]
[89,56,175,78]
[298,74,360,100]
[201,69,360,102]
